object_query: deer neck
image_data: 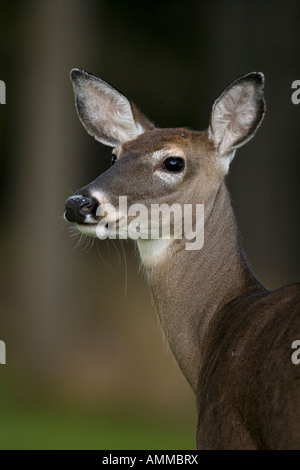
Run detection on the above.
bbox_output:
[137,181,263,393]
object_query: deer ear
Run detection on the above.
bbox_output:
[70,69,155,147]
[208,72,266,162]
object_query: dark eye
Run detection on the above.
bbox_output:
[162,157,185,172]
[111,154,117,166]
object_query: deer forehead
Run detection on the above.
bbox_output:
[113,128,209,162]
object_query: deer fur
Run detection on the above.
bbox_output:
[65,70,300,450]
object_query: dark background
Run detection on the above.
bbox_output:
[0,0,299,449]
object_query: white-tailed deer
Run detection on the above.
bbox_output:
[64,70,300,450]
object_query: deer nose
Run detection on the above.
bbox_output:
[64,195,98,223]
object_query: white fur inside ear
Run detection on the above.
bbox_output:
[210,83,257,155]
[217,149,236,175]
[76,77,145,145]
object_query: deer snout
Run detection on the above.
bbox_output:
[64,194,98,223]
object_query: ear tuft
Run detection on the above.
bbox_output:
[70,69,154,147]
[208,72,266,158]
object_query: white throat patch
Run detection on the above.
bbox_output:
[136,238,172,267]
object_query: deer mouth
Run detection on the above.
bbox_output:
[75,220,122,239]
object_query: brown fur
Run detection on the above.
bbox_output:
[67,70,300,449]
[148,178,300,450]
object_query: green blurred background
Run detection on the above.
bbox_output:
[0,0,299,450]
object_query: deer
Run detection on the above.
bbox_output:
[64,69,300,450]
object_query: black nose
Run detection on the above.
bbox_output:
[64,195,98,223]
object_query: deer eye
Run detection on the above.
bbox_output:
[111,154,117,166]
[162,157,185,173]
